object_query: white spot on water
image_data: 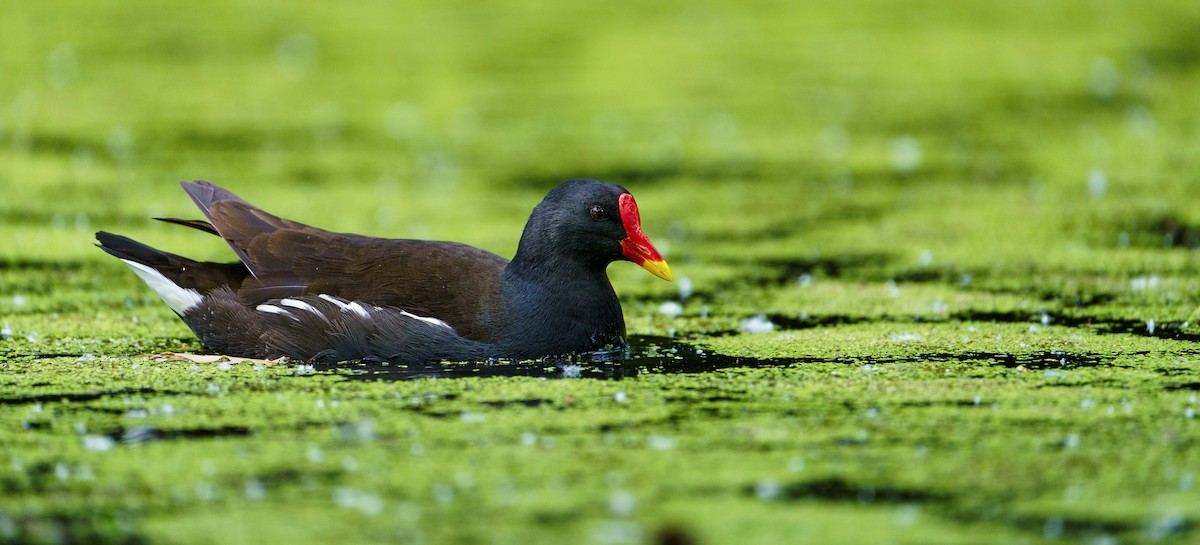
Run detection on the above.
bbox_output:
[608,491,636,516]
[460,412,486,423]
[244,479,266,501]
[593,520,643,545]
[1087,168,1107,198]
[754,479,781,500]
[677,276,693,299]
[106,125,135,164]
[739,314,775,334]
[890,333,923,342]
[818,125,850,159]
[1146,319,1156,335]
[917,250,933,267]
[82,435,115,452]
[1126,105,1156,139]
[1064,434,1081,448]
[560,364,582,378]
[1043,516,1065,540]
[657,301,683,319]
[46,43,78,89]
[613,391,627,403]
[25,331,38,343]
[0,324,10,340]
[890,136,923,173]
[340,420,376,443]
[895,504,921,526]
[332,487,383,516]
[1090,56,1119,98]
[1186,407,1196,420]
[647,436,675,450]
[432,483,454,505]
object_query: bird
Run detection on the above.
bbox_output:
[95,179,673,364]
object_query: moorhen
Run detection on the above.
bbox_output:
[96,179,672,363]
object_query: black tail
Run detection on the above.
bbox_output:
[153,217,219,235]
[95,231,178,268]
[95,231,249,294]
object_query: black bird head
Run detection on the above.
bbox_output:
[515,178,672,281]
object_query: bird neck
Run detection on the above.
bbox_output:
[498,256,626,358]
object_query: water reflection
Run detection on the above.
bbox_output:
[311,335,780,381]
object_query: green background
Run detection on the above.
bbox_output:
[3,1,1200,543]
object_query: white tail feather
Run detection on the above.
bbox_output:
[120,259,203,315]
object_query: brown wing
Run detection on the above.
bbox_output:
[180,181,509,342]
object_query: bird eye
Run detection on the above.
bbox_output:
[590,205,607,221]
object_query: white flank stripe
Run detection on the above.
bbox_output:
[400,310,454,331]
[256,304,299,321]
[318,294,349,309]
[280,298,325,320]
[345,302,371,320]
[120,259,203,314]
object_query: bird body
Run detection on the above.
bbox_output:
[96,179,671,363]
